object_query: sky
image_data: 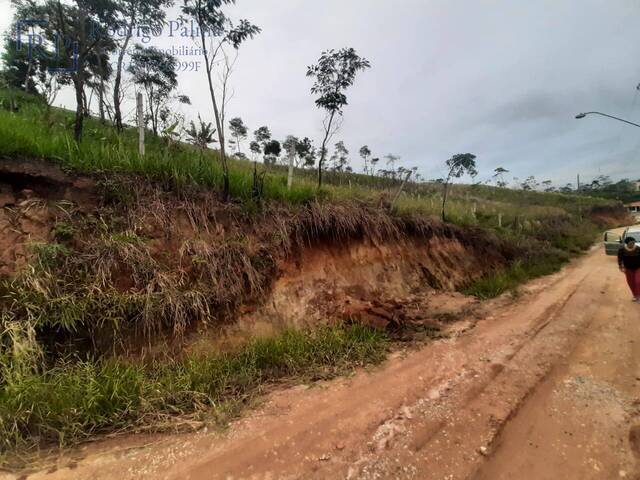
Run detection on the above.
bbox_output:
[1,0,639,186]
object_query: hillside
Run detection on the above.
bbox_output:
[0,88,632,462]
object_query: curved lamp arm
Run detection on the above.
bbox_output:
[575,111,640,128]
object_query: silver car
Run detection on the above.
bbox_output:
[604,227,640,256]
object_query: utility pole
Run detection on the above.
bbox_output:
[577,174,580,192]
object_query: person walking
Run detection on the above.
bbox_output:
[618,236,640,301]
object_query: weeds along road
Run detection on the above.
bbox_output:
[19,230,640,480]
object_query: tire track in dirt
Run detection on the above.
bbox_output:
[472,264,640,480]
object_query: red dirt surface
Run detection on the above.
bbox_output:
[10,228,639,480]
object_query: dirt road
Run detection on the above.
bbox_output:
[14,234,640,480]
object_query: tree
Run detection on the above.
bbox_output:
[521,176,539,191]
[87,42,112,123]
[113,0,171,132]
[330,141,349,172]
[441,153,477,221]
[181,0,261,201]
[590,174,612,190]
[283,135,300,164]
[253,126,271,162]
[296,137,316,168]
[370,157,380,175]
[560,183,574,193]
[157,94,190,145]
[542,180,555,192]
[384,154,400,179]
[493,167,509,188]
[185,114,216,151]
[359,145,371,174]
[2,0,65,95]
[283,135,300,189]
[127,45,178,136]
[249,140,261,160]
[229,117,248,154]
[307,48,370,187]
[263,139,281,165]
[2,0,48,94]
[1,2,68,113]
[254,126,271,147]
[40,0,117,141]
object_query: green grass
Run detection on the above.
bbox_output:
[462,211,603,299]
[0,323,387,455]
[0,96,317,205]
[462,255,568,299]
[0,87,617,223]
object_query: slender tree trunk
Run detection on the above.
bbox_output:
[441,174,452,222]
[73,75,84,142]
[98,80,105,123]
[23,26,35,93]
[201,33,229,200]
[24,60,33,94]
[113,32,132,132]
[317,110,335,188]
[147,90,158,136]
[82,87,90,117]
[137,91,145,156]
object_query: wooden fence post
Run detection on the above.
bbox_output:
[137,92,145,157]
[390,170,413,209]
[287,152,294,190]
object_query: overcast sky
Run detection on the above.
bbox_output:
[1,0,639,186]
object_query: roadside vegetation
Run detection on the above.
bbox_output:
[0,0,633,460]
[0,86,630,461]
[0,323,386,458]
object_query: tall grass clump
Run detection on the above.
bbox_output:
[0,324,387,455]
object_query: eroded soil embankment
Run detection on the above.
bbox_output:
[0,157,513,352]
[236,236,498,335]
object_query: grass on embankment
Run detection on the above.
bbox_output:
[462,213,605,299]
[462,255,568,299]
[0,88,616,227]
[0,324,387,457]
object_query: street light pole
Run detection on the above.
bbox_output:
[575,111,640,128]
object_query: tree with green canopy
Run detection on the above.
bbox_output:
[307,47,370,187]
